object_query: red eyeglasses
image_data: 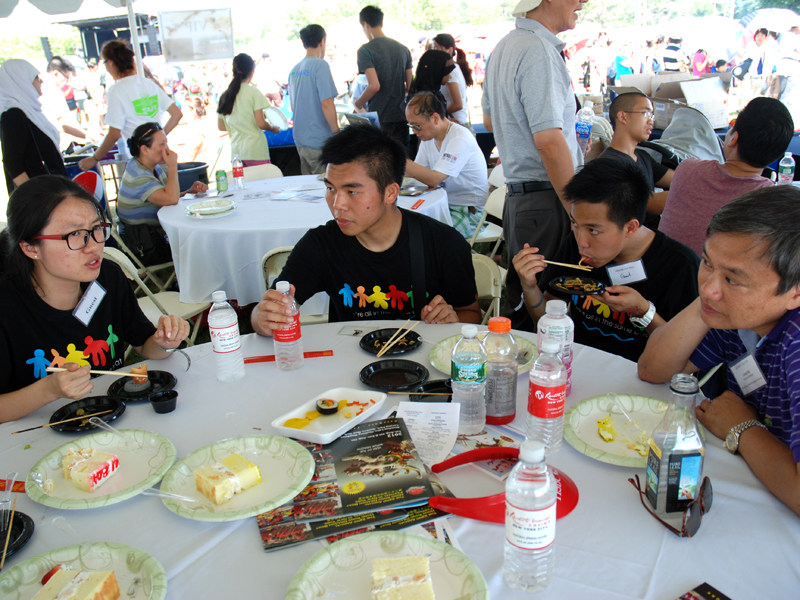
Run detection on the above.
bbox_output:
[628,473,713,538]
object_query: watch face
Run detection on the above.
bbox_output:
[725,431,737,453]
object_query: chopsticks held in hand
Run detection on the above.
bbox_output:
[376,320,420,358]
[0,495,17,571]
[542,259,592,272]
[11,410,114,435]
[46,367,147,379]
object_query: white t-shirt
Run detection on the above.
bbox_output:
[104,75,174,140]
[39,81,70,149]
[414,122,488,209]
[441,66,468,124]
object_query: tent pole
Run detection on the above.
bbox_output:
[122,0,144,77]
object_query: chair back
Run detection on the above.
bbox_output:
[261,246,294,289]
[103,247,170,315]
[226,164,283,182]
[488,163,504,188]
[472,254,504,325]
[484,186,507,220]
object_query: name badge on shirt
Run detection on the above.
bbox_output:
[72,280,106,326]
[606,259,648,286]
[729,352,767,397]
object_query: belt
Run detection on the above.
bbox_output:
[507,181,553,194]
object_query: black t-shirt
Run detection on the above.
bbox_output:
[0,262,156,394]
[538,230,699,362]
[1,108,67,194]
[599,146,669,189]
[275,209,477,322]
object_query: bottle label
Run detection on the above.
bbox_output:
[486,373,517,417]
[646,445,704,513]
[505,500,556,550]
[451,361,486,384]
[209,322,241,354]
[576,122,592,139]
[232,165,244,178]
[274,313,302,342]
[645,443,661,510]
[778,165,794,175]
[528,382,566,418]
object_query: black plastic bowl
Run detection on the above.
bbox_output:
[150,390,178,414]
[408,379,452,402]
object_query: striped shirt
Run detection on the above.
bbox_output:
[662,44,687,72]
[690,308,800,462]
[117,158,168,226]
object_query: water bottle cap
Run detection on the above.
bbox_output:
[584,101,594,109]
[786,152,792,157]
[540,338,560,354]
[487,316,511,333]
[461,325,478,338]
[545,299,567,316]
[519,440,545,463]
[211,290,227,302]
[276,281,290,293]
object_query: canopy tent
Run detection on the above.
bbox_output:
[740,8,800,34]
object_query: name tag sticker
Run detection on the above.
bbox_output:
[72,280,107,326]
[729,352,767,397]
[606,260,648,286]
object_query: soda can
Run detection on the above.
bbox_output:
[215,170,228,192]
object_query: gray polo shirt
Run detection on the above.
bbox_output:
[482,17,582,184]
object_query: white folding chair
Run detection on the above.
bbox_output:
[103,248,210,349]
[260,247,328,325]
[226,164,283,182]
[472,254,506,325]
[488,162,504,188]
[469,186,506,257]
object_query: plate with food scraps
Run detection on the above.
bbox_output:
[272,387,387,444]
[158,435,314,522]
[185,198,235,216]
[429,331,538,376]
[359,328,422,356]
[25,429,176,510]
[106,369,177,403]
[0,542,167,600]
[49,396,125,433]
[548,275,606,296]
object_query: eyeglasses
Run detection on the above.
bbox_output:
[33,223,112,250]
[625,110,655,121]
[628,474,713,538]
[407,118,429,132]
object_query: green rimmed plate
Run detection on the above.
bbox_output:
[26,429,176,509]
[0,542,167,600]
[158,435,314,522]
[429,331,538,375]
[286,530,489,600]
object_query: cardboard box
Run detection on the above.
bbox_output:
[652,76,729,129]
[619,72,691,96]
[650,97,688,129]
[577,94,603,116]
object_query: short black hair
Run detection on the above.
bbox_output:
[406,91,447,120]
[300,24,326,49]
[563,158,651,229]
[608,91,649,129]
[715,59,728,69]
[359,5,383,27]
[47,56,74,77]
[730,97,794,168]
[319,122,406,197]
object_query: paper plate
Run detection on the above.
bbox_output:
[26,429,177,509]
[0,542,167,600]
[265,106,290,131]
[185,199,235,215]
[429,332,538,376]
[286,530,489,600]
[158,435,314,522]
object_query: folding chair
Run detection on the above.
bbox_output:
[226,163,283,182]
[103,248,210,349]
[488,162,504,189]
[472,254,506,325]
[469,186,506,258]
[260,247,328,325]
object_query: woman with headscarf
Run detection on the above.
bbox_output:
[0,59,67,193]
[431,34,475,130]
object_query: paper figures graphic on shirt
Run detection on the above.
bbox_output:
[354,286,369,308]
[339,283,356,308]
[84,336,111,366]
[368,286,389,309]
[106,325,119,360]
[386,285,409,310]
[64,343,90,366]
[26,349,51,379]
[407,290,429,309]
[50,349,67,368]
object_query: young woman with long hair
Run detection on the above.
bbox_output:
[432,33,474,130]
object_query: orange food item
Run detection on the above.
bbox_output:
[284,418,309,429]
[130,364,148,385]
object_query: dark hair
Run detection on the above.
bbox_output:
[408,50,456,97]
[406,91,447,120]
[101,40,135,75]
[319,122,406,197]
[432,33,474,87]
[668,36,682,44]
[608,91,648,129]
[730,97,794,168]
[2,176,103,292]
[300,24,326,49]
[127,122,163,157]
[656,35,665,44]
[755,28,768,38]
[563,158,651,229]
[189,96,207,117]
[707,186,800,295]
[359,5,384,28]
[217,54,256,116]
[47,56,74,77]
[715,59,728,69]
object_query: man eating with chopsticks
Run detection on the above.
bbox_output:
[512,158,699,362]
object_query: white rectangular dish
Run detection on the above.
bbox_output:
[271,388,386,444]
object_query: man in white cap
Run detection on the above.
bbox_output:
[481,0,586,329]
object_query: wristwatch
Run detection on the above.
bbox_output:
[725,419,767,453]
[630,301,656,329]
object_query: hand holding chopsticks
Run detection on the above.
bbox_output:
[46,367,147,379]
[376,320,420,358]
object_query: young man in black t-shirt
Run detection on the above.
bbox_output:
[512,157,699,362]
[251,123,481,337]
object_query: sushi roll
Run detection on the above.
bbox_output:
[316,398,339,415]
[124,365,151,393]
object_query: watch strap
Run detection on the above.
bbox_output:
[630,301,656,329]
[728,419,767,453]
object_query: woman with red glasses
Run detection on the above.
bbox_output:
[0,176,190,422]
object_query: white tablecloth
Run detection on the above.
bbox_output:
[2,321,798,599]
[158,176,452,308]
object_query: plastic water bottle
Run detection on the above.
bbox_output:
[537,300,574,396]
[526,339,567,454]
[646,373,704,515]
[232,155,245,190]
[208,290,245,382]
[778,152,795,186]
[575,101,595,154]
[485,317,518,426]
[273,281,304,371]
[451,325,487,435]
[504,439,557,593]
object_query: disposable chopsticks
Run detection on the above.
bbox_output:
[46,367,147,378]
[0,495,17,571]
[377,320,420,358]
[542,259,592,272]
[387,392,452,396]
[11,410,114,435]
[244,350,333,364]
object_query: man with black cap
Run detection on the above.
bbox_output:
[481,0,586,329]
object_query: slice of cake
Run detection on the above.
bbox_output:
[62,448,120,493]
[33,570,120,600]
[371,557,435,600]
[194,452,262,505]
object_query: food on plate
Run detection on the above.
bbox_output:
[41,564,73,586]
[62,448,120,492]
[43,478,56,494]
[283,399,378,430]
[597,416,617,442]
[123,365,151,393]
[33,569,120,600]
[194,452,262,505]
[554,276,602,293]
[597,415,652,456]
[316,398,339,415]
[285,418,310,429]
[628,432,651,457]
[371,556,435,600]
[305,410,321,421]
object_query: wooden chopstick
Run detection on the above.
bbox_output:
[0,495,17,571]
[11,410,114,435]
[542,259,592,272]
[46,367,147,378]
[388,392,452,396]
[377,321,420,358]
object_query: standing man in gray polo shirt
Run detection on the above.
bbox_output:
[482,0,585,328]
[288,24,341,175]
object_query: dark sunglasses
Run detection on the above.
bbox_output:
[628,474,713,538]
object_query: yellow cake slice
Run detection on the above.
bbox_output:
[33,570,120,600]
[371,557,435,600]
[61,448,120,493]
[194,452,262,505]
